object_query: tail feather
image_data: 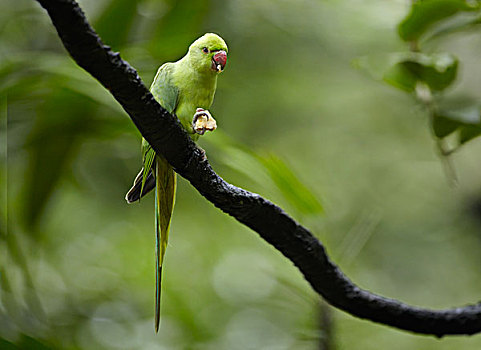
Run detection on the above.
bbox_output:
[154,155,176,332]
[155,265,162,332]
[125,167,156,203]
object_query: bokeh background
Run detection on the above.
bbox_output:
[2,0,481,349]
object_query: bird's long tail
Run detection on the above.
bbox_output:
[154,154,176,332]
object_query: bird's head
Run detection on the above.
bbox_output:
[188,33,228,74]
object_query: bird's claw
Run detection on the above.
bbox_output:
[192,108,217,135]
[197,146,207,161]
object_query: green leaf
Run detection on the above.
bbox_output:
[0,53,124,114]
[0,334,55,350]
[21,89,96,232]
[432,115,462,138]
[17,335,53,350]
[398,0,478,42]
[202,131,270,185]
[425,12,481,41]
[383,61,418,92]
[148,0,212,58]
[0,338,18,350]
[383,53,458,92]
[459,125,481,144]
[94,0,142,49]
[432,105,481,143]
[203,131,324,217]
[257,154,324,217]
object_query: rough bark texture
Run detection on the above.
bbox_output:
[35,0,481,337]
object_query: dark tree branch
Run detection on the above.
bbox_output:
[35,0,481,337]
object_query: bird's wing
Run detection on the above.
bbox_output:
[139,63,179,198]
[151,62,179,114]
[126,63,180,202]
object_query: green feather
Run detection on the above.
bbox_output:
[154,155,176,332]
[140,142,155,200]
[151,63,179,114]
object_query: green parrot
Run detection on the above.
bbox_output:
[125,33,228,332]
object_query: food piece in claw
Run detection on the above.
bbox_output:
[192,108,217,135]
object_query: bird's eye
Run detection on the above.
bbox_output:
[202,47,209,54]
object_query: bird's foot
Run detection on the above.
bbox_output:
[192,108,217,135]
[197,146,207,161]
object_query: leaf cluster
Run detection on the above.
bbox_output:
[377,0,481,149]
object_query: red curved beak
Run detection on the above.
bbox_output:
[212,50,227,72]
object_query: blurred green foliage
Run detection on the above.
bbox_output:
[2,0,481,349]
[388,0,481,153]
[398,0,479,41]
[383,52,458,92]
